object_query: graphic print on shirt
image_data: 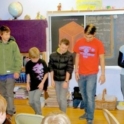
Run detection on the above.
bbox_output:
[32,63,44,80]
[79,46,95,58]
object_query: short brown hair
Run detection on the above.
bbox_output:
[0,25,10,35]
[0,95,7,114]
[60,38,70,46]
[29,47,40,58]
[84,24,96,35]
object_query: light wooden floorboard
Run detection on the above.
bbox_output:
[11,99,124,124]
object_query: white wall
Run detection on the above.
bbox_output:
[0,0,124,20]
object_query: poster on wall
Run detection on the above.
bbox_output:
[51,16,84,52]
[76,0,102,10]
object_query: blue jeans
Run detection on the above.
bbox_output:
[55,81,68,113]
[78,74,97,120]
[73,99,84,109]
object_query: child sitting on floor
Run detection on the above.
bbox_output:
[72,87,84,109]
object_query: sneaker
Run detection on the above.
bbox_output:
[79,113,87,120]
[87,120,93,124]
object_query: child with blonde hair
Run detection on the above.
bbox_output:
[26,47,48,115]
[41,112,71,124]
[0,95,7,124]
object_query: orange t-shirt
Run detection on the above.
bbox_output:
[73,37,105,75]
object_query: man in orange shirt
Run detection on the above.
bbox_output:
[73,24,105,124]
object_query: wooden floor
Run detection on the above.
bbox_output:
[11,99,124,124]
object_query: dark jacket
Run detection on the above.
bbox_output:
[118,51,124,68]
[118,45,124,68]
[48,50,74,81]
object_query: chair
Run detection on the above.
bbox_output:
[103,109,120,124]
[15,113,44,124]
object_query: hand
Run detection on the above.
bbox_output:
[62,81,69,89]
[75,72,80,82]
[13,72,20,79]
[98,75,105,84]
[26,83,30,91]
[38,83,44,90]
[51,80,55,88]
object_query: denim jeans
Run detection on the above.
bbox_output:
[78,74,97,120]
[120,74,124,99]
[73,99,84,109]
[55,81,68,113]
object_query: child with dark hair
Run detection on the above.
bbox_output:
[74,24,105,124]
[72,87,84,109]
[0,25,22,120]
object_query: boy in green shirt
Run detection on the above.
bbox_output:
[0,25,22,119]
